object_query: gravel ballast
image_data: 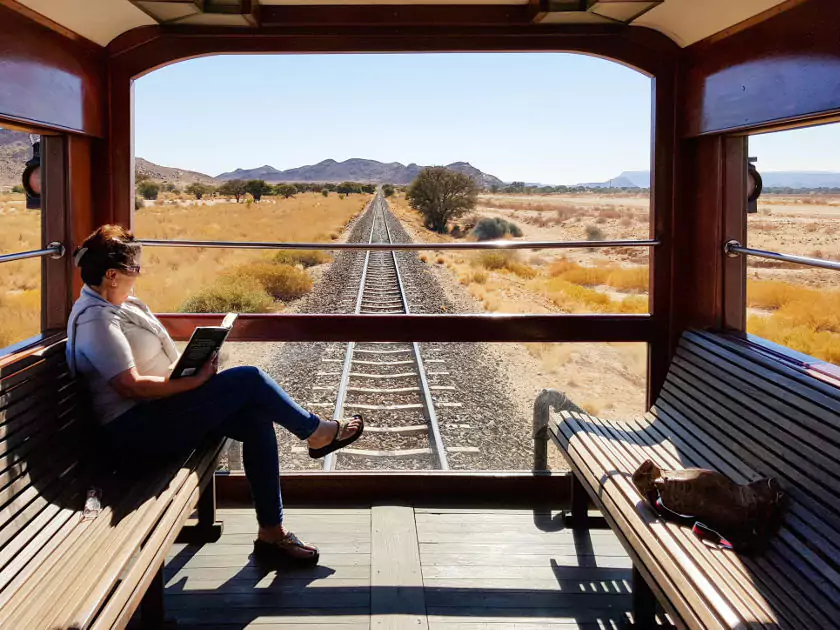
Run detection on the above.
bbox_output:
[258,198,536,471]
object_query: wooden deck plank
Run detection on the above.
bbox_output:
[371,506,428,630]
[163,506,632,628]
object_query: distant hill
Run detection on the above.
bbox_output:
[577,171,651,189]
[760,171,840,188]
[577,170,840,190]
[0,129,31,188]
[135,157,216,187]
[217,158,504,189]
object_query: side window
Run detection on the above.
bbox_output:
[747,123,840,366]
[0,125,43,351]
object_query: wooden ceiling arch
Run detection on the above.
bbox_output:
[107,21,679,79]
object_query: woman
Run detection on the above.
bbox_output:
[67,225,363,565]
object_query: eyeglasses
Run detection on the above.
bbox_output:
[118,264,142,276]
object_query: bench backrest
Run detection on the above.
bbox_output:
[654,330,840,566]
[0,339,92,593]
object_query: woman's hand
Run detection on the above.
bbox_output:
[196,352,219,384]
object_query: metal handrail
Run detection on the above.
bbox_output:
[0,242,65,265]
[137,238,659,251]
[724,240,840,272]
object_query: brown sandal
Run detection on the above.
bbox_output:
[308,414,364,459]
[253,531,320,566]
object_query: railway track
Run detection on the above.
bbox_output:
[320,194,452,471]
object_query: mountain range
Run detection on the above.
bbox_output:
[216,158,504,189]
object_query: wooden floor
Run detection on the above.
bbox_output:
[159,506,633,629]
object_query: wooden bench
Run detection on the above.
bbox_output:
[541,330,840,629]
[0,338,227,629]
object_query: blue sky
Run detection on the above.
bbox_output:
[135,53,840,185]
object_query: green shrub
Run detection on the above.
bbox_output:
[179,277,272,313]
[472,217,523,241]
[235,262,313,301]
[273,250,332,268]
[138,181,160,200]
[134,196,144,210]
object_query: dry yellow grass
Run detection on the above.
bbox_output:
[0,193,368,349]
[548,257,648,293]
[529,277,648,314]
[746,279,840,363]
[0,199,42,347]
[472,251,536,278]
[134,193,369,312]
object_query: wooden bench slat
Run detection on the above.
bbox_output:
[0,337,227,629]
[682,334,840,423]
[69,443,223,629]
[658,378,840,567]
[4,453,204,629]
[686,331,840,405]
[658,378,840,532]
[674,347,840,457]
[586,411,817,630]
[92,446,223,629]
[553,417,728,630]
[653,389,840,601]
[617,413,820,630]
[567,411,785,630]
[549,330,840,630]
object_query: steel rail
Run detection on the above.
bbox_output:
[380,197,449,471]
[725,240,840,272]
[138,238,659,251]
[323,198,378,472]
[325,193,450,471]
[0,242,65,264]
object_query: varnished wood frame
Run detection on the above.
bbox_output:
[104,23,678,402]
[158,313,654,343]
[216,470,571,507]
[677,0,840,352]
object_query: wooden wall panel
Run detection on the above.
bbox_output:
[0,3,105,136]
[41,135,69,331]
[67,135,96,299]
[670,135,724,337]
[683,0,840,136]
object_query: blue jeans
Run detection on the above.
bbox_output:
[101,366,321,527]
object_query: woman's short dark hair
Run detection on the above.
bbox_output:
[74,225,142,286]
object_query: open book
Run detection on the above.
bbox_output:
[169,313,238,379]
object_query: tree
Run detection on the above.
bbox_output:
[382,184,395,197]
[406,167,478,233]
[186,182,213,199]
[321,188,329,197]
[138,181,160,200]
[337,181,362,195]
[245,179,271,202]
[218,179,247,203]
[274,183,297,199]
[361,184,376,194]
[504,181,526,194]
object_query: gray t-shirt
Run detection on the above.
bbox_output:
[68,287,179,425]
